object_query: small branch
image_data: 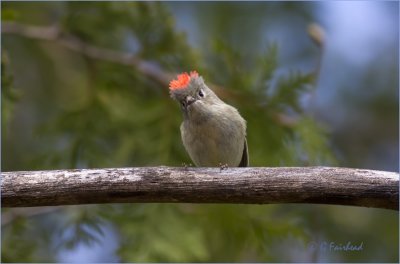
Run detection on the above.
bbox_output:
[2,22,298,127]
[2,167,398,210]
[307,23,325,84]
[1,22,172,86]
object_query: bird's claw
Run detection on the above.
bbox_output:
[182,162,193,170]
[219,163,228,171]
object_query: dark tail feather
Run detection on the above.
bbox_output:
[239,138,249,167]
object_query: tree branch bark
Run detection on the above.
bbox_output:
[2,167,398,210]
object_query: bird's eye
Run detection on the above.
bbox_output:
[181,101,186,107]
[198,89,204,97]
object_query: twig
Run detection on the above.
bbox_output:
[2,167,398,210]
[307,23,325,85]
[2,22,300,127]
[1,22,171,86]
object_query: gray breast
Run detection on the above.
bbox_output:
[180,104,246,167]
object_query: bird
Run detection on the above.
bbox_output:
[169,71,248,167]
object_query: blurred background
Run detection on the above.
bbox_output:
[1,1,398,262]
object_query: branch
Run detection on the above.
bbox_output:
[2,167,398,210]
[1,22,171,86]
[2,22,297,127]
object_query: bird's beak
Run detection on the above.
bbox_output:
[185,96,196,106]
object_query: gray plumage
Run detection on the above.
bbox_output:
[170,74,248,167]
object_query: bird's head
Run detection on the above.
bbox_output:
[169,71,221,118]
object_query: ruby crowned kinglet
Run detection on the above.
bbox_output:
[169,71,248,167]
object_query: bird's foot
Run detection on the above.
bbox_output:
[182,162,193,170]
[219,163,229,171]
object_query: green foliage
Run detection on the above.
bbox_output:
[1,8,18,21]
[1,50,21,140]
[2,218,38,262]
[269,70,314,113]
[59,206,106,250]
[1,213,56,262]
[1,1,397,263]
[109,204,209,262]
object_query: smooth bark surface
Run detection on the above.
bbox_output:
[2,167,398,210]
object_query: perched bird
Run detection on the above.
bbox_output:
[169,71,248,167]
